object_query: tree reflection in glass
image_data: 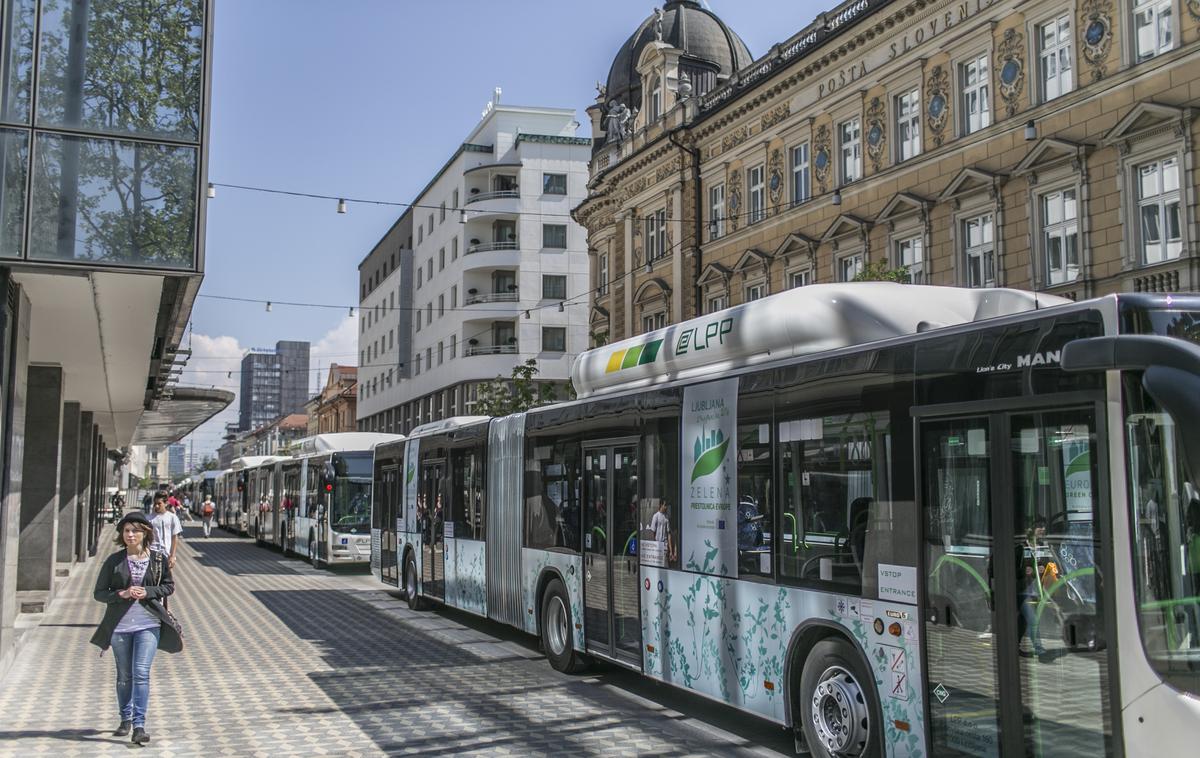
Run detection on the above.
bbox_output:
[29,133,196,267]
[0,0,37,124]
[35,0,203,140]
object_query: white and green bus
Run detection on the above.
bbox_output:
[371,283,1200,757]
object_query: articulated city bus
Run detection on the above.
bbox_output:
[371,284,1200,757]
[224,456,277,534]
[242,433,399,567]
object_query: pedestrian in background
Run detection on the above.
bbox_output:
[149,494,183,573]
[90,511,182,745]
[200,495,215,538]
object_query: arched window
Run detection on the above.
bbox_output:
[649,75,663,122]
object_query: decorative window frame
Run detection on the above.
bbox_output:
[780,117,815,208]
[697,263,732,314]
[940,168,1006,287]
[633,277,672,333]
[1024,2,1078,105]
[733,248,773,304]
[1123,0,1179,65]
[1102,103,1195,272]
[1013,138,1092,291]
[774,232,818,290]
[876,192,932,284]
[878,65,923,167]
[821,214,872,282]
[944,25,997,139]
[827,95,864,187]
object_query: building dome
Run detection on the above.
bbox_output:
[605,0,752,108]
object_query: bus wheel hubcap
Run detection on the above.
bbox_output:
[546,596,569,655]
[407,565,416,597]
[810,665,869,756]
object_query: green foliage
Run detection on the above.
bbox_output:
[474,359,561,417]
[852,259,911,283]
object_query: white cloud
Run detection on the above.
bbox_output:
[176,333,245,459]
[175,314,361,461]
[308,314,359,394]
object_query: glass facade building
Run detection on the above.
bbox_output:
[0,0,208,270]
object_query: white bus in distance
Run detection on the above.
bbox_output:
[371,283,1200,758]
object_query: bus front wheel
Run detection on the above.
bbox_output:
[798,638,880,758]
[540,579,587,673]
[404,552,424,611]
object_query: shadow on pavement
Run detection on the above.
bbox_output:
[253,588,789,756]
[184,526,302,577]
[0,728,114,746]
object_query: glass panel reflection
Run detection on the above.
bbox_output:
[29,132,196,268]
[0,127,28,258]
[36,0,203,141]
[0,0,37,124]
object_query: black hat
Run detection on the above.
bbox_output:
[116,511,153,530]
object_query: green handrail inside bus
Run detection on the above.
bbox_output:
[930,553,991,598]
[592,526,606,543]
[1034,567,1095,626]
[783,513,799,553]
[1138,595,1200,649]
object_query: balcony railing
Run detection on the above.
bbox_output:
[467,240,519,254]
[465,189,520,205]
[464,291,519,305]
[465,344,518,357]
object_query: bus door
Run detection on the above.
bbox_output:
[920,405,1112,758]
[582,443,642,666]
[421,459,446,600]
[379,464,400,585]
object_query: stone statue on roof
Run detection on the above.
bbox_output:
[654,7,665,42]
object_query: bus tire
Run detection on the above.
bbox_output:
[540,579,586,674]
[798,638,881,758]
[404,552,424,611]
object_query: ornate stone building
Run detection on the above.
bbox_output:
[575,0,1200,344]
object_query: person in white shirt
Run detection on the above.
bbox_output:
[649,500,676,564]
[149,494,183,570]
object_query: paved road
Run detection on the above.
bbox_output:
[0,522,792,756]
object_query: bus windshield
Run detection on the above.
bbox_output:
[332,453,372,533]
[1124,372,1200,697]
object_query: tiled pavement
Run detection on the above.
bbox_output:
[0,522,790,756]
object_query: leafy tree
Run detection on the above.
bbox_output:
[852,259,911,283]
[475,359,560,417]
[28,0,204,266]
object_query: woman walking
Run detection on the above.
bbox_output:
[91,511,182,745]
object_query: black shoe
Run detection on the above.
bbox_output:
[131,727,150,745]
[113,720,131,737]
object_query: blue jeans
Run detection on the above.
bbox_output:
[110,626,160,727]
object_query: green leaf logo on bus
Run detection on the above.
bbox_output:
[605,338,664,374]
[691,428,729,482]
[406,465,415,484]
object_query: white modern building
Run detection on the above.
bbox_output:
[357,95,591,434]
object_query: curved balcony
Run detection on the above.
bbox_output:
[465,189,519,205]
[467,240,519,254]
[463,291,519,306]
[464,344,518,357]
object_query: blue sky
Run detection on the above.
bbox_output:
[181,0,825,456]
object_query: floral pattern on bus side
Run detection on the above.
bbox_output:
[640,567,926,758]
[446,538,487,617]
[521,548,585,651]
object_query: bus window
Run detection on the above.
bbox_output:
[778,410,893,594]
[1124,375,1200,698]
[639,416,680,570]
[524,435,581,552]
[451,444,486,540]
[737,395,774,579]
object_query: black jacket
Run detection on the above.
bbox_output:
[90,550,182,653]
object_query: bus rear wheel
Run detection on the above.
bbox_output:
[540,578,587,673]
[404,552,424,611]
[798,638,880,758]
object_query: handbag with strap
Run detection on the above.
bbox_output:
[149,552,184,648]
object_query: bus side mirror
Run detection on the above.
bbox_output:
[1062,335,1200,482]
